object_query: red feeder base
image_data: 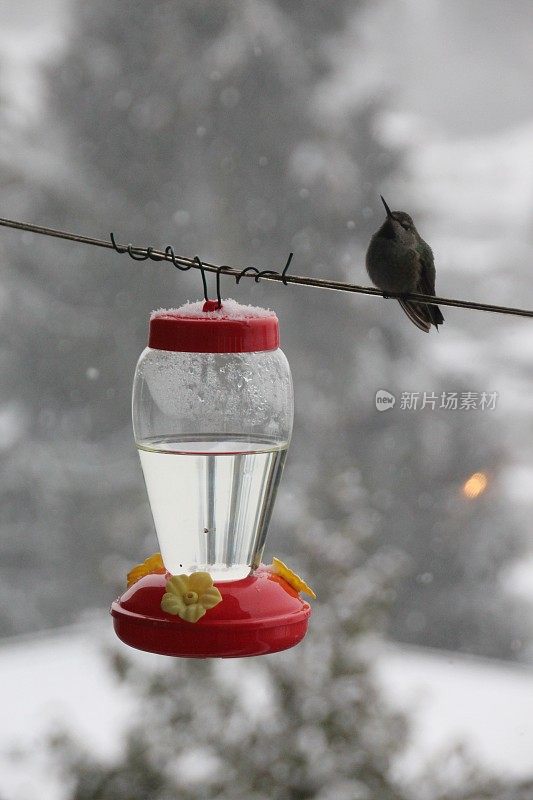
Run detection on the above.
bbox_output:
[111,566,311,658]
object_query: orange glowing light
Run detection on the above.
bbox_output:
[462,472,488,499]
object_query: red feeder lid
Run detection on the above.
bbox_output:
[148,299,279,353]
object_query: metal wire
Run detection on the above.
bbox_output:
[1,216,533,319]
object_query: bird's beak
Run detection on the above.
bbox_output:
[380,195,393,219]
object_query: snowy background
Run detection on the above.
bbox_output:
[1,1,533,798]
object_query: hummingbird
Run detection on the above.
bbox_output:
[365,196,444,332]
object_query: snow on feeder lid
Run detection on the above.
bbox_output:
[148,298,280,353]
[111,298,314,658]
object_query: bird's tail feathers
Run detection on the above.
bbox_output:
[398,299,444,332]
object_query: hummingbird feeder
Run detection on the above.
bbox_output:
[111,298,314,658]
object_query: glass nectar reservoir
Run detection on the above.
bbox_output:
[132,299,293,581]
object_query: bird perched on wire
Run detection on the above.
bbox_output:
[365,196,444,332]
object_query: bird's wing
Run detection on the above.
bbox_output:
[395,247,430,332]
[416,240,436,295]
[415,240,444,327]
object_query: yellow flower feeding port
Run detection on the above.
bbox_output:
[161,573,223,623]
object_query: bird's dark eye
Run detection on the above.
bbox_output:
[393,216,410,230]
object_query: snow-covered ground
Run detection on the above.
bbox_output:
[376,644,533,784]
[1,622,533,800]
[0,620,136,800]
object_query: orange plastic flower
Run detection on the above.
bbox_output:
[127,553,166,588]
[271,557,316,599]
[161,572,223,623]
